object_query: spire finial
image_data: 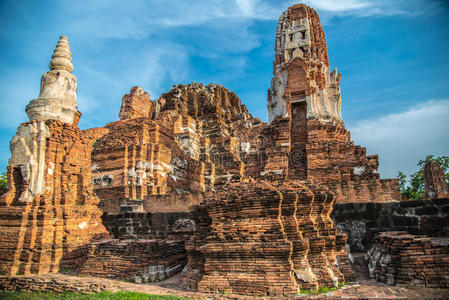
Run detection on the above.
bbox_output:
[48,35,73,73]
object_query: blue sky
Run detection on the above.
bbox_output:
[0,0,448,178]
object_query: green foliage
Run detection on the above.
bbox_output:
[0,171,7,191]
[398,155,449,200]
[0,290,191,300]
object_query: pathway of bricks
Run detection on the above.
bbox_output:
[2,270,449,299]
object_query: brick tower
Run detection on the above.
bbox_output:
[262,4,400,203]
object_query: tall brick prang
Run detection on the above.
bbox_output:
[267,4,338,123]
[259,4,401,203]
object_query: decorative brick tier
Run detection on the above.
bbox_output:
[182,180,355,296]
[366,231,449,288]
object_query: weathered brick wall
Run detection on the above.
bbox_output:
[332,198,449,251]
[183,180,355,296]
[119,86,154,120]
[101,192,207,214]
[90,83,265,212]
[366,231,449,288]
[102,211,192,239]
[328,179,400,204]
[253,114,401,203]
[0,120,108,276]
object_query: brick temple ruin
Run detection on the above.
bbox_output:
[0,3,448,297]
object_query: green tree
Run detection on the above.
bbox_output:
[0,171,7,191]
[398,155,449,200]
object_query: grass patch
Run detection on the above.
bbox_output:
[299,282,346,295]
[0,290,190,300]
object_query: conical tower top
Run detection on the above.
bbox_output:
[25,35,78,124]
[48,35,73,73]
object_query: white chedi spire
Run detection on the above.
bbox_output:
[25,36,78,124]
[49,35,73,73]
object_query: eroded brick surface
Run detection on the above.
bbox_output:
[91,83,264,213]
[76,238,187,283]
[333,198,449,251]
[424,160,449,200]
[0,36,108,277]
[260,4,400,202]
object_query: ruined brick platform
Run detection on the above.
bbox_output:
[366,231,449,288]
[183,180,355,296]
[74,238,187,283]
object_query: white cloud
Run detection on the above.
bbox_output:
[236,0,256,15]
[348,99,449,178]
[63,0,284,40]
[304,0,371,12]
[301,0,440,18]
